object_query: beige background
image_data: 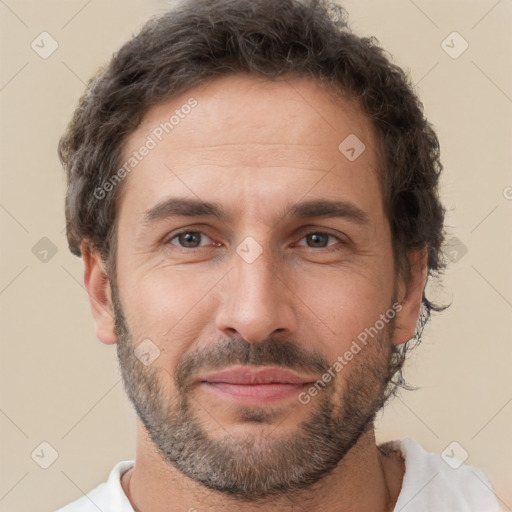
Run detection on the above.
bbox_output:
[0,1,511,511]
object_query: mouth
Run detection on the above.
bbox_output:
[197,365,316,405]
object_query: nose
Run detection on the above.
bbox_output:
[215,249,298,344]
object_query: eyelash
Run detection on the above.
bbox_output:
[165,229,347,252]
[166,230,218,249]
[293,231,344,251]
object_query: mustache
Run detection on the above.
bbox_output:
[175,337,331,390]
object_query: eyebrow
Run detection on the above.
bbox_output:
[144,198,224,224]
[142,197,369,225]
[287,199,369,224]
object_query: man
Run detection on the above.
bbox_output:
[56,0,500,510]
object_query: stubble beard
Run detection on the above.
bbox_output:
[112,284,395,502]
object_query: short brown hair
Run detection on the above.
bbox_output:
[58,0,446,397]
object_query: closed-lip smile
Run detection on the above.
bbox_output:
[197,365,317,405]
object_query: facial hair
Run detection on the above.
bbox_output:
[112,283,396,502]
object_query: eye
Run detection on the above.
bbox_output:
[296,232,341,249]
[167,231,214,248]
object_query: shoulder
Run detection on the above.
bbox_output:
[55,460,135,512]
[381,438,501,512]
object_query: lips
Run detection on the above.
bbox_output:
[198,365,315,385]
[196,366,318,404]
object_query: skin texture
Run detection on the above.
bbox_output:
[82,74,426,512]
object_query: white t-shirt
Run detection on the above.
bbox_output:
[55,438,501,511]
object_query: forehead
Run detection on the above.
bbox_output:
[117,73,382,222]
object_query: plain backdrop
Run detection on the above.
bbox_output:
[0,1,511,511]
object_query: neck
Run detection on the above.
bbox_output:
[121,421,404,512]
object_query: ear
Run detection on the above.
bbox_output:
[81,241,117,345]
[392,246,428,345]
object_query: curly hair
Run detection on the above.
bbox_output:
[58,0,446,400]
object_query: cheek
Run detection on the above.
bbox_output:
[119,266,221,346]
[292,261,395,358]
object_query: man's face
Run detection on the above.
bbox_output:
[108,74,404,498]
